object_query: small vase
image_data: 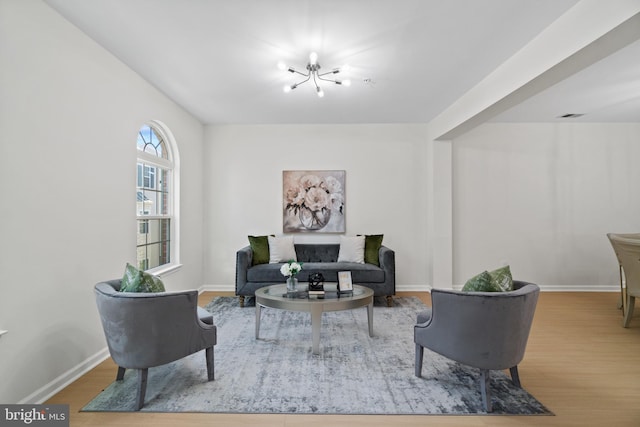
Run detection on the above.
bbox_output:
[286,276,298,292]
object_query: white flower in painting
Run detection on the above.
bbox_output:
[323,176,342,195]
[304,187,330,211]
[330,192,344,213]
[300,174,322,190]
[285,184,306,206]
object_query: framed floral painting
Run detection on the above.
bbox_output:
[283,170,345,233]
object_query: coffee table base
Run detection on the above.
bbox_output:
[255,285,374,355]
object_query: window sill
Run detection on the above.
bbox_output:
[147,263,182,278]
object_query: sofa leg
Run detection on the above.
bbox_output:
[386,296,393,307]
[239,296,245,308]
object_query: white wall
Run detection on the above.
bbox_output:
[452,122,640,290]
[203,124,430,290]
[0,0,204,403]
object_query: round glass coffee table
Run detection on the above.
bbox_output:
[255,283,374,354]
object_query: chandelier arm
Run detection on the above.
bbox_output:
[317,75,340,84]
[293,75,312,87]
[290,68,310,77]
[317,69,340,77]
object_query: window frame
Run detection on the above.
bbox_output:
[136,121,181,275]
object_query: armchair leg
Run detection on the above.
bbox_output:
[623,295,635,328]
[386,296,393,307]
[116,366,126,381]
[414,344,424,377]
[509,366,521,387]
[135,368,148,411]
[480,369,492,412]
[206,346,215,381]
[239,296,245,308]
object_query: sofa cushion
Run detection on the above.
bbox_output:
[268,236,297,263]
[295,244,339,262]
[247,263,288,283]
[337,235,365,263]
[303,262,385,282]
[248,235,270,265]
[462,270,502,292]
[120,263,166,293]
[246,262,385,284]
[363,234,384,266]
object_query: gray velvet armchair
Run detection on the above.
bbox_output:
[94,279,217,410]
[414,280,539,412]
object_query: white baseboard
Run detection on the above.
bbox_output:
[199,284,234,293]
[20,347,110,404]
[397,284,432,292]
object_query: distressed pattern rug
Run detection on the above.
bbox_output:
[82,296,552,415]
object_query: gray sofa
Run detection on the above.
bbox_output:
[235,243,395,307]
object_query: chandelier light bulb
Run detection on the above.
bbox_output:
[309,52,318,65]
[316,86,324,98]
[277,61,287,71]
[342,79,351,87]
[283,85,291,93]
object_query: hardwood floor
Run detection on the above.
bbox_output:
[46,291,640,426]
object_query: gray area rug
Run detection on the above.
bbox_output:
[82,296,552,415]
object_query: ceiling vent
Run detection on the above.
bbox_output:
[557,113,584,118]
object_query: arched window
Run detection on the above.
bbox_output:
[136,122,180,272]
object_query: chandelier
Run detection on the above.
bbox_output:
[278,52,351,98]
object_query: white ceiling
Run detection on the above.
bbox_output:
[489,37,640,123]
[44,0,639,125]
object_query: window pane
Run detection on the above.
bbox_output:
[136,164,169,217]
[137,218,170,270]
[137,125,168,160]
[137,164,143,187]
[138,164,155,189]
[159,169,170,214]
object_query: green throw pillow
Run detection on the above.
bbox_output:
[361,234,384,266]
[462,270,502,292]
[121,263,142,291]
[489,265,513,291]
[120,263,166,293]
[140,271,166,292]
[248,235,270,266]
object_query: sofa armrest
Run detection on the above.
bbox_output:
[235,246,253,294]
[379,245,396,295]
